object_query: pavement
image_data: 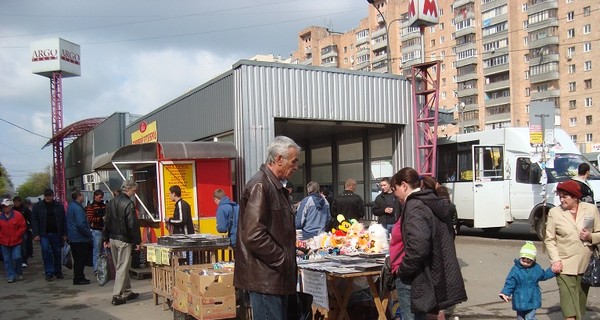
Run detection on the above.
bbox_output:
[1,227,599,319]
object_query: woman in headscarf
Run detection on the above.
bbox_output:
[545,180,600,320]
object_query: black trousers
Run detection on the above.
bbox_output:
[70,242,92,282]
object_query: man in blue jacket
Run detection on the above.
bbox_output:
[295,181,330,240]
[66,190,93,285]
[214,188,239,247]
[31,188,67,281]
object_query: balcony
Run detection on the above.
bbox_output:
[483,13,508,28]
[457,87,478,98]
[372,27,387,39]
[321,61,338,68]
[372,52,387,64]
[482,0,507,12]
[529,53,559,66]
[485,95,510,107]
[321,49,338,60]
[529,36,559,50]
[528,0,558,16]
[529,71,559,84]
[377,14,385,24]
[528,18,559,32]
[456,57,478,68]
[485,79,510,91]
[356,36,369,46]
[454,26,476,39]
[300,58,313,65]
[356,60,370,70]
[357,48,370,57]
[453,0,474,8]
[454,10,475,24]
[483,63,509,76]
[372,64,389,73]
[457,72,478,83]
[531,89,560,100]
[485,112,511,123]
[372,39,387,51]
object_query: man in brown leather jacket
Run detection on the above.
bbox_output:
[234,136,300,320]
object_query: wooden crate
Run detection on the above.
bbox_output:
[152,264,174,308]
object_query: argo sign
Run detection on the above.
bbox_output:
[31,38,81,78]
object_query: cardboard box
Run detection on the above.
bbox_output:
[172,287,188,313]
[188,293,236,320]
[190,270,234,296]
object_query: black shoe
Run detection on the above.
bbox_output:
[73,279,91,285]
[55,274,64,279]
[124,292,139,301]
[45,275,54,281]
[111,296,126,306]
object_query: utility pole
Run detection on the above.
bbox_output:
[535,113,550,239]
[367,0,391,73]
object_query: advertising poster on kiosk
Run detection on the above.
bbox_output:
[162,162,197,233]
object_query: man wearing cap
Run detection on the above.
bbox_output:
[545,180,600,319]
[31,188,68,281]
[0,198,27,283]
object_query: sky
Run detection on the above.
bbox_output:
[0,0,367,189]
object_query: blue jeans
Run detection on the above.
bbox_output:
[1,244,22,280]
[248,291,289,320]
[91,229,103,272]
[40,233,63,276]
[517,309,536,320]
[395,276,426,320]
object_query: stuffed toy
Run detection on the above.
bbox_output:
[332,214,352,237]
[367,223,389,253]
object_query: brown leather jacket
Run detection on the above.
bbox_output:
[233,164,297,295]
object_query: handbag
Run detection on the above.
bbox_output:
[380,255,396,292]
[61,242,73,270]
[96,247,110,286]
[582,246,600,287]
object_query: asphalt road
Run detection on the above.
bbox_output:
[1,223,598,320]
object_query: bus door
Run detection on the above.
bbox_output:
[472,145,506,228]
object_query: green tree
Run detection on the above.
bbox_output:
[16,169,51,198]
[0,162,14,195]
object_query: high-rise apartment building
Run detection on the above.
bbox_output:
[289,0,599,154]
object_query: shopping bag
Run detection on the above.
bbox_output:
[61,242,73,270]
[96,248,109,286]
[582,246,600,287]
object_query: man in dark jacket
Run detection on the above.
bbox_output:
[66,190,93,285]
[234,136,300,320]
[331,178,365,222]
[31,188,67,281]
[167,185,194,235]
[103,180,141,306]
[13,196,33,268]
[372,177,397,235]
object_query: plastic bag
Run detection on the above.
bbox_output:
[96,248,109,286]
[582,246,600,287]
[61,242,72,270]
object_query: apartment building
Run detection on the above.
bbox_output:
[289,0,599,153]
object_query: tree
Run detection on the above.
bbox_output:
[16,169,51,198]
[0,162,15,196]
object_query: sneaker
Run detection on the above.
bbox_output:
[111,296,126,306]
[22,263,27,268]
[45,275,54,281]
[124,292,140,301]
[55,273,64,279]
[73,279,91,285]
[7,278,15,283]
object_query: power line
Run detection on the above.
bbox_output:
[0,118,50,139]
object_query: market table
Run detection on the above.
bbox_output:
[297,259,390,320]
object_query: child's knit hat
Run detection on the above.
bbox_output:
[520,241,537,260]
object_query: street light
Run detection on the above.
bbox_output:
[367,0,391,73]
[458,102,466,134]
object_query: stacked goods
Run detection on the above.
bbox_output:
[173,264,235,320]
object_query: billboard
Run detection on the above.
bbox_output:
[408,0,440,27]
[31,38,81,78]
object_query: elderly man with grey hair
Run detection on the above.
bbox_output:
[234,136,301,320]
[295,181,330,240]
[103,179,141,306]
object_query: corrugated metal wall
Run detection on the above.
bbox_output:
[233,60,414,186]
[124,72,235,142]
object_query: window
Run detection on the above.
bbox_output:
[523,21,528,29]
[525,70,529,80]
[569,117,577,127]
[440,36,445,44]
[525,87,530,97]
[584,42,591,52]
[585,97,593,107]
[524,37,528,46]
[522,3,527,12]
[430,26,435,33]
[569,64,576,74]
[567,29,575,38]
[585,79,592,89]
[431,39,435,47]
[567,46,575,58]
[439,23,444,31]
[569,100,576,109]
[567,11,574,21]
[584,24,591,34]
[584,6,591,16]
[586,134,593,142]
[515,158,541,184]
[584,61,592,71]
[586,115,593,125]
[569,82,576,92]
[571,135,577,143]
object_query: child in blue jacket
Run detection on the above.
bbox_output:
[499,241,555,320]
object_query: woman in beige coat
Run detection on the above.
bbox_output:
[545,180,600,320]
